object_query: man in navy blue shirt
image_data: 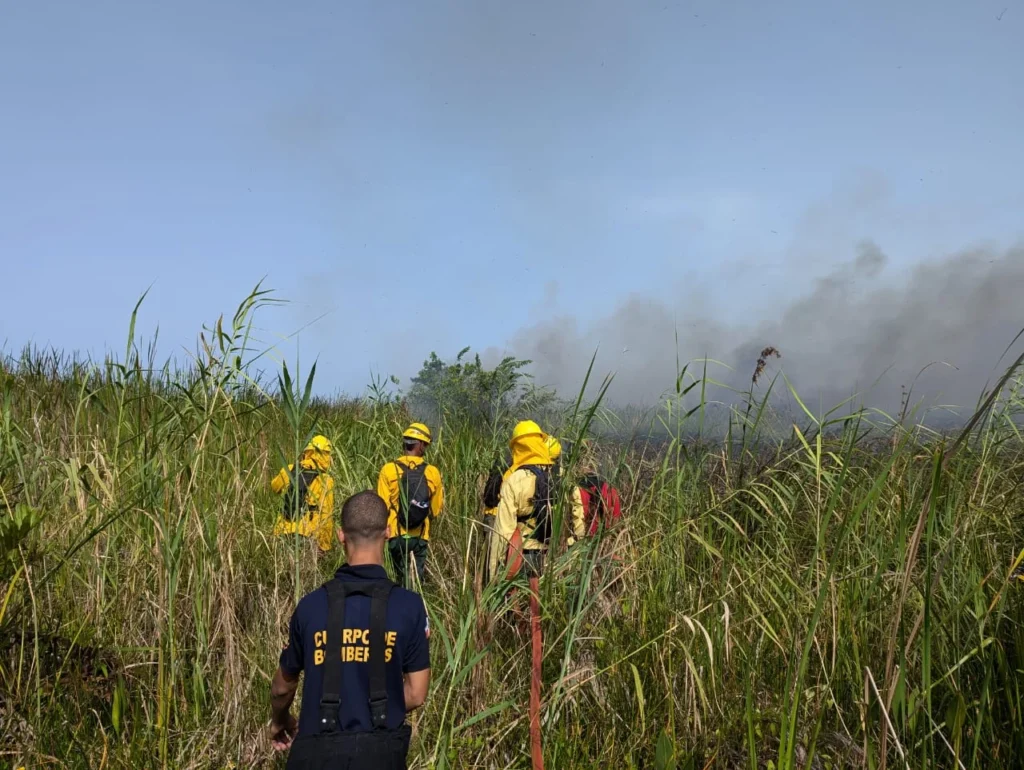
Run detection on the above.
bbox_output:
[270,490,431,769]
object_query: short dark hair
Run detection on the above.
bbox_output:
[403,439,424,453]
[341,490,389,544]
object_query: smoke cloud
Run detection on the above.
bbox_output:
[490,241,1024,417]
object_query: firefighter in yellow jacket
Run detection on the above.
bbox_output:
[482,434,563,517]
[377,423,444,587]
[546,435,588,548]
[271,435,336,552]
[486,421,585,582]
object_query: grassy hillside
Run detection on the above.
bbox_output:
[2,291,1023,769]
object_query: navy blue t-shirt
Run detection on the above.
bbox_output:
[280,564,430,735]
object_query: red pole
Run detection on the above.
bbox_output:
[529,573,544,770]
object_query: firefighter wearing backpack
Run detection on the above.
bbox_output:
[485,421,585,582]
[377,423,444,588]
[545,435,595,548]
[481,435,561,518]
[271,435,337,552]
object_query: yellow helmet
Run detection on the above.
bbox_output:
[306,435,332,453]
[511,420,544,441]
[545,435,562,460]
[402,422,432,444]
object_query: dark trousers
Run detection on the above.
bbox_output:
[285,726,411,769]
[388,537,429,587]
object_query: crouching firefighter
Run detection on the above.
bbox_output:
[271,435,336,552]
[563,440,622,541]
[486,421,585,583]
[270,490,431,770]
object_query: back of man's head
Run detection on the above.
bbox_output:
[341,490,389,547]
[403,439,425,457]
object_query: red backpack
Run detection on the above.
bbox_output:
[577,474,622,536]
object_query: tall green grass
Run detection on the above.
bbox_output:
[1,287,1023,769]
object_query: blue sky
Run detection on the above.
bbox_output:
[2,0,1022,397]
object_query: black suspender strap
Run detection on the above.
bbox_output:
[319,580,349,733]
[368,582,394,729]
[318,578,396,734]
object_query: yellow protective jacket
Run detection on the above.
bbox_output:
[271,450,335,552]
[486,434,584,582]
[377,456,444,541]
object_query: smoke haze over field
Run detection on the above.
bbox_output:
[489,241,1024,415]
[2,1,1022,404]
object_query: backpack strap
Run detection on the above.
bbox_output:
[396,458,431,479]
[319,580,349,733]
[319,579,396,733]
[514,465,540,521]
[367,581,394,729]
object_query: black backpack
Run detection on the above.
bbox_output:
[517,464,553,543]
[482,460,507,510]
[396,460,433,531]
[282,466,320,521]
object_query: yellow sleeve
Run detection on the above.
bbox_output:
[377,463,400,537]
[377,464,397,512]
[427,465,444,516]
[270,465,292,495]
[568,486,586,544]
[313,481,335,551]
[487,470,528,582]
[315,520,335,552]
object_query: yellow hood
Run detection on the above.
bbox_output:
[508,433,552,474]
[300,448,332,472]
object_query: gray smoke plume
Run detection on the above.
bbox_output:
[490,241,1024,418]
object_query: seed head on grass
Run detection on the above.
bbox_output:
[752,346,781,384]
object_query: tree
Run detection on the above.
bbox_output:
[406,347,554,429]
